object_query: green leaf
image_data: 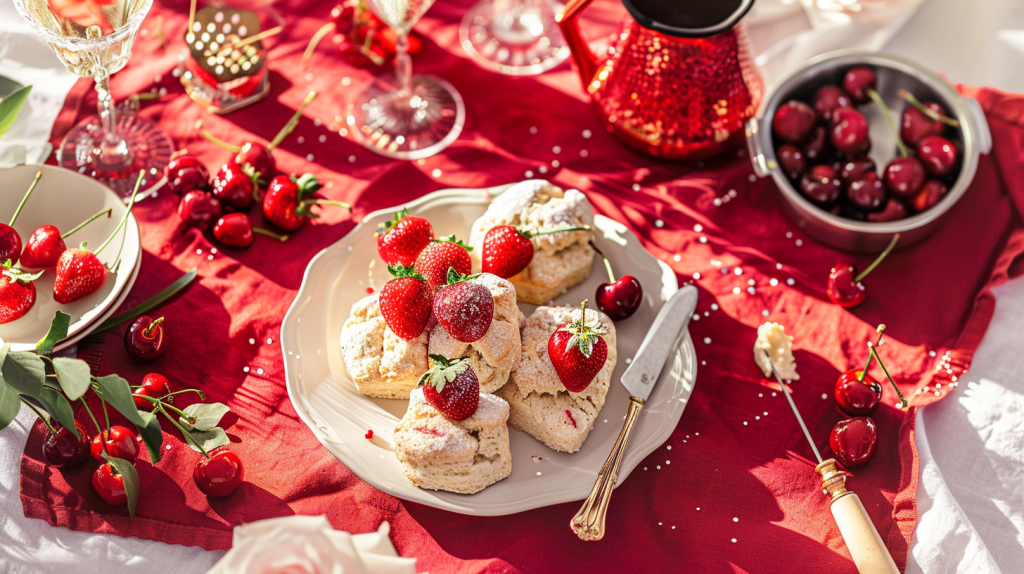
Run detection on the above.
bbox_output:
[52,357,91,401]
[2,352,45,399]
[0,85,31,137]
[36,311,71,356]
[93,374,145,427]
[93,269,197,334]
[186,427,230,454]
[137,410,163,464]
[38,387,78,439]
[181,402,230,432]
[0,381,20,432]
[101,452,140,518]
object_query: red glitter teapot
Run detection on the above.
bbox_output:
[558,0,763,160]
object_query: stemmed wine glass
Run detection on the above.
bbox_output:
[350,0,465,160]
[13,0,173,197]
[460,0,569,76]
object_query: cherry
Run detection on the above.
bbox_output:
[19,226,65,268]
[846,173,886,212]
[124,316,166,363]
[826,234,899,308]
[41,420,90,467]
[882,157,926,199]
[90,425,140,464]
[772,100,816,144]
[839,159,876,187]
[834,369,882,416]
[830,417,878,468]
[199,93,315,175]
[178,190,223,231]
[193,450,244,497]
[900,103,945,147]
[212,162,259,210]
[842,66,876,104]
[214,213,255,248]
[92,463,129,506]
[776,144,807,180]
[814,85,852,122]
[829,107,869,155]
[330,4,356,34]
[910,180,948,212]
[799,165,842,204]
[916,135,958,177]
[595,258,643,321]
[165,153,210,195]
[133,372,174,411]
[802,126,831,162]
[230,142,275,182]
[867,198,909,222]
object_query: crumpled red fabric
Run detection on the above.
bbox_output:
[20,0,1024,572]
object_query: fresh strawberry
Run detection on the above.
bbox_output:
[0,170,43,264]
[20,207,112,268]
[547,300,609,392]
[0,261,41,324]
[433,270,493,343]
[53,248,107,304]
[212,162,261,210]
[263,174,351,232]
[418,355,480,421]
[481,224,591,279]
[414,235,472,289]
[378,265,432,340]
[375,208,433,267]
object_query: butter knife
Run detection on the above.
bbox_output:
[571,285,698,540]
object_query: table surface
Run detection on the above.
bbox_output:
[2,0,1023,572]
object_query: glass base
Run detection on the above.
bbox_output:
[57,114,173,199]
[350,74,465,160]
[459,0,570,76]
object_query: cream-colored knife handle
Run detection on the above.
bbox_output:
[571,396,645,541]
[830,492,899,574]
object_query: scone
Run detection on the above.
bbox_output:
[428,273,523,394]
[394,388,512,494]
[339,294,429,399]
[496,305,617,453]
[469,180,596,304]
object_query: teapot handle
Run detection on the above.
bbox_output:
[556,0,600,89]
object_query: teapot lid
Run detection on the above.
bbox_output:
[620,0,755,38]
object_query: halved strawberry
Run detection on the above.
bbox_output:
[547,300,608,393]
[433,270,493,343]
[0,260,41,324]
[375,209,433,267]
[418,355,480,421]
[378,264,432,340]
[414,235,471,289]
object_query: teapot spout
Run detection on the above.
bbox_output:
[556,0,600,90]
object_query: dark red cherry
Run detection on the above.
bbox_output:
[829,107,869,154]
[595,276,643,321]
[910,180,948,212]
[178,190,223,231]
[132,372,174,411]
[842,66,876,103]
[212,162,257,210]
[90,425,140,464]
[834,369,882,416]
[41,420,91,467]
[830,417,878,468]
[194,450,244,497]
[165,154,210,195]
[846,173,886,212]
[883,157,926,199]
[92,463,129,506]
[900,102,945,147]
[916,135,958,177]
[827,265,865,308]
[330,4,356,34]
[813,85,852,122]
[776,144,808,180]
[213,213,255,248]
[230,142,275,182]
[799,165,842,204]
[867,198,909,222]
[0,225,22,265]
[839,159,876,187]
[802,126,831,162]
[124,316,166,362]
[772,100,816,144]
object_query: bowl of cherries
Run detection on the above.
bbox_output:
[746,51,992,253]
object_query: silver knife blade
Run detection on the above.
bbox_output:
[620,285,698,400]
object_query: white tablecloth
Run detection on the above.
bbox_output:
[1,0,1023,572]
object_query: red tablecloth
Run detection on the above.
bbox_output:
[20,0,1024,571]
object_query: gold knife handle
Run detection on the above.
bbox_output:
[571,396,645,541]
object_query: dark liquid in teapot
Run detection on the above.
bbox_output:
[629,0,744,29]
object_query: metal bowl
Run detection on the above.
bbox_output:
[746,50,992,253]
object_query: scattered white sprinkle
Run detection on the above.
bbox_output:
[733,268,742,276]
[349,155,357,163]
[257,368,264,375]
[525,170,534,178]
[703,337,712,344]
[537,472,542,476]
[732,538,737,543]
[431,169,442,178]
[165,445,172,450]
[786,232,793,239]
[667,446,672,450]
[249,338,256,345]
[207,255,214,261]
[733,517,738,522]
[297,136,305,144]
[713,198,722,207]
[552,160,560,167]
[655,219,664,228]
[580,149,589,157]
[672,526,676,530]
[267,338,274,344]
[342,77,351,86]
[929,351,936,357]
[755,416,760,420]
[673,254,681,262]
[319,135,327,143]
[702,361,706,366]
[763,412,768,416]
[699,237,708,243]
[582,129,592,138]
[313,119,322,127]
[657,465,661,469]
[211,247,218,254]
[306,154,314,161]
[749,174,757,182]
[762,310,770,316]
[693,314,700,321]
[747,287,756,294]
[529,126,538,134]
[552,145,561,154]
[786,278,795,286]
[776,263,783,270]
[711,303,719,311]
[693,272,701,279]
[632,183,641,192]
[795,239,803,246]
[666,460,670,465]
[697,507,701,511]
[625,357,631,364]
[733,287,741,295]
[769,278,778,286]
[644,467,648,471]
[539,166,548,174]
[196,248,203,255]
[759,393,763,397]
[772,392,777,397]
[694,224,703,232]
[728,189,738,198]
[704,312,709,316]
[748,279,755,286]
[743,421,748,425]
[243,366,250,373]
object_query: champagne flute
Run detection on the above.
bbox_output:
[460,0,569,76]
[13,0,173,198]
[350,0,465,160]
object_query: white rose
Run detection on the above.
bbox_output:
[208,516,417,574]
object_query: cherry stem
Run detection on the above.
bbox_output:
[867,88,909,157]
[94,170,143,256]
[99,395,111,434]
[899,90,960,127]
[254,227,289,242]
[854,233,900,283]
[523,225,591,238]
[300,22,335,70]
[268,91,317,150]
[857,325,887,383]
[10,171,42,227]
[62,208,112,239]
[603,257,616,283]
[79,397,103,435]
[139,395,192,421]
[196,121,242,153]
[869,346,908,408]
[21,398,57,434]
[142,316,164,338]
[308,199,352,211]
[158,404,209,458]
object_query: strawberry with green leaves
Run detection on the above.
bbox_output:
[548,300,609,393]
[433,269,493,343]
[379,264,433,340]
[414,235,472,289]
[263,173,351,232]
[0,260,42,324]
[418,355,480,421]
[375,208,434,267]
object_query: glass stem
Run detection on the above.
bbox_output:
[94,67,125,156]
[395,34,413,97]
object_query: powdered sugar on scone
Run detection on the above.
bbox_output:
[340,294,429,399]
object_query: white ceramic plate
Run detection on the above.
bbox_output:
[282,185,697,515]
[0,165,141,352]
